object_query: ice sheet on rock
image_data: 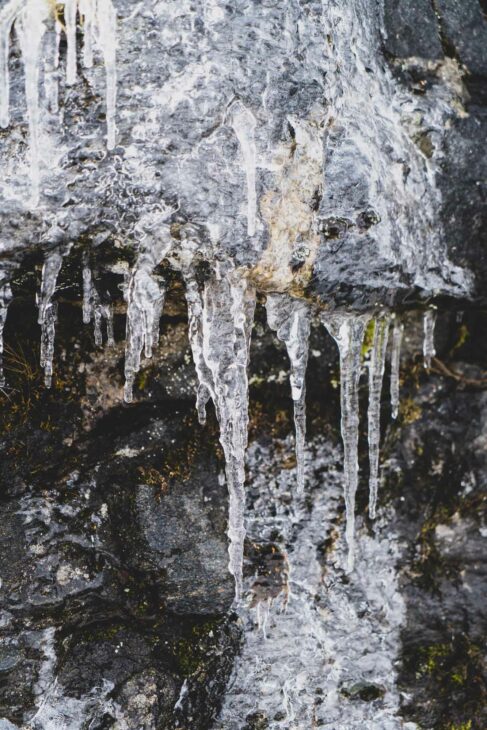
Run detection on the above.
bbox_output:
[367,314,390,520]
[229,101,257,237]
[82,259,115,347]
[0,281,12,388]
[390,318,404,420]
[266,293,311,494]
[423,308,437,369]
[322,311,370,572]
[123,241,169,403]
[200,267,256,601]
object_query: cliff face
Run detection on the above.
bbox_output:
[0,1,486,729]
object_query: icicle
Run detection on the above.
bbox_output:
[390,318,403,420]
[423,308,437,369]
[79,0,94,68]
[0,0,22,128]
[200,267,256,601]
[82,259,115,347]
[322,312,370,572]
[123,242,169,403]
[43,22,61,115]
[229,101,257,237]
[16,0,49,206]
[367,314,390,520]
[266,293,310,494]
[184,274,212,425]
[64,0,77,85]
[37,249,65,388]
[96,0,117,150]
[0,282,12,388]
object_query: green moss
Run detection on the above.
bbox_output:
[361,319,375,359]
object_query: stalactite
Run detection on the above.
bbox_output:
[322,312,370,571]
[367,313,390,519]
[266,293,310,494]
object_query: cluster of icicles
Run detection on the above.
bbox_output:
[0,249,438,601]
[0,0,116,204]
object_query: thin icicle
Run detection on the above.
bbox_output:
[37,249,67,388]
[423,308,437,369]
[0,282,12,388]
[201,267,256,601]
[16,0,49,206]
[79,0,94,68]
[367,314,390,520]
[0,0,22,128]
[64,0,77,85]
[82,258,115,347]
[123,241,169,403]
[390,318,403,420]
[266,293,310,494]
[96,0,117,150]
[43,22,62,115]
[322,312,370,572]
[229,101,257,237]
[184,273,212,425]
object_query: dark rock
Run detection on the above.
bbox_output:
[383,0,443,59]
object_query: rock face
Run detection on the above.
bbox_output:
[0,1,486,729]
[0,0,486,305]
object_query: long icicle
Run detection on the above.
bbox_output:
[184,273,212,425]
[96,0,117,150]
[423,308,437,369]
[0,281,12,388]
[322,312,370,572]
[37,250,64,388]
[123,241,169,403]
[64,0,77,85]
[82,256,115,346]
[390,317,403,420]
[201,266,256,601]
[266,293,310,494]
[367,313,390,519]
[16,0,48,206]
[0,0,23,129]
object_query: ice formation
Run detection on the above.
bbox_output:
[82,258,115,347]
[390,318,404,420]
[229,101,257,237]
[266,293,310,493]
[37,250,65,388]
[123,241,168,403]
[0,280,12,388]
[188,266,256,601]
[423,308,437,369]
[184,273,212,426]
[367,314,390,519]
[0,0,117,203]
[322,312,370,571]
